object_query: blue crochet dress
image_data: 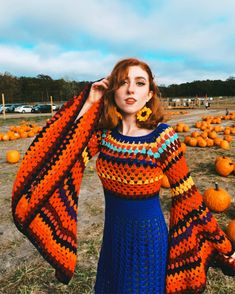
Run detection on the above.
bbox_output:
[94,126,169,294]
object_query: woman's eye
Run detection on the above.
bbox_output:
[137,82,145,86]
[119,80,128,86]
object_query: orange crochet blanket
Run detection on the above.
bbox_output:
[12,84,235,293]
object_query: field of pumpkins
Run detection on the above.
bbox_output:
[179,112,235,150]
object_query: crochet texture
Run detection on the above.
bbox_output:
[12,84,235,293]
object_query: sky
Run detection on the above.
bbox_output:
[0,0,235,86]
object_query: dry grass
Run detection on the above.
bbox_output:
[0,111,234,293]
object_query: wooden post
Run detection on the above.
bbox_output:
[2,93,6,119]
[50,95,54,115]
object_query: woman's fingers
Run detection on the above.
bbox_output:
[93,78,109,90]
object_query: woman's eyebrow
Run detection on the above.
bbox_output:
[135,76,147,80]
[125,76,147,81]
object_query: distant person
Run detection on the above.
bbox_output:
[205,101,209,110]
[12,58,235,293]
[226,108,229,115]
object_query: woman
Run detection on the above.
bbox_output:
[12,58,235,293]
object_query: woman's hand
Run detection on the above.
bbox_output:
[87,77,110,105]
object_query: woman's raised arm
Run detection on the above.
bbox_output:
[76,77,109,121]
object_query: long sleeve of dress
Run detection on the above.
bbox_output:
[12,84,103,284]
[159,124,235,294]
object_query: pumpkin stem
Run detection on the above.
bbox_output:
[215,182,219,191]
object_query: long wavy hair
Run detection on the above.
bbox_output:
[98,58,164,130]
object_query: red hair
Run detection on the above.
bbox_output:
[98,58,164,130]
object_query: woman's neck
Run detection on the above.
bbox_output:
[118,116,139,136]
[117,115,154,136]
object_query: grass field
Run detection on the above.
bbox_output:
[0,109,234,294]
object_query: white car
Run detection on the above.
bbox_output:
[14,105,33,113]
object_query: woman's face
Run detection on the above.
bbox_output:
[114,66,153,116]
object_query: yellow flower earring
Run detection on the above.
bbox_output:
[115,107,123,120]
[136,106,152,122]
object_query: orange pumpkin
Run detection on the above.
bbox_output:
[2,134,9,141]
[213,137,223,146]
[195,121,202,128]
[161,174,170,188]
[181,142,187,152]
[191,131,200,138]
[224,129,231,135]
[215,157,234,176]
[197,137,207,147]
[220,140,230,150]
[188,137,197,147]
[183,125,190,132]
[205,138,214,147]
[215,156,231,165]
[223,135,232,143]
[226,220,235,243]
[184,136,191,144]
[6,150,21,163]
[203,183,231,212]
[208,131,217,139]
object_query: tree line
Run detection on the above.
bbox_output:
[1,72,235,103]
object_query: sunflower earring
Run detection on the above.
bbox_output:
[115,107,123,120]
[136,106,152,122]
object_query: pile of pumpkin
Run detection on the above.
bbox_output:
[167,110,188,116]
[173,122,190,133]
[0,122,42,141]
[161,175,235,243]
[183,117,235,149]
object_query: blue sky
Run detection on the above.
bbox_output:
[0,0,234,85]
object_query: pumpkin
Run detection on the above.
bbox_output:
[181,142,187,152]
[205,138,214,147]
[224,129,231,135]
[215,156,231,165]
[231,128,235,135]
[183,125,190,132]
[2,134,9,141]
[197,137,207,147]
[224,135,232,143]
[208,131,217,139]
[215,157,234,176]
[6,150,21,163]
[191,131,200,138]
[188,137,197,147]
[200,131,208,139]
[184,136,191,144]
[213,137,223,146]
[195,121,202,128]
[161,174,170,188]
[220,140,230,150]
[226,220,235,243]
[203,183,231,212]
[175,125,184,132]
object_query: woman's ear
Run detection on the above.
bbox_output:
[147,91,153,102]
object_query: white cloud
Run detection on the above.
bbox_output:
[0,0,234,84]
[0,44,118,80]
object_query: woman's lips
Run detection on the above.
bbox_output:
[125,98,136,104]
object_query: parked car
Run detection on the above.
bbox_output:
[14,105,33,113]
[31,104,52,113]
[0,104,16,113]
[52,104,60,111]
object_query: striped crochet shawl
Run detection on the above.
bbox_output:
[12,83,235,293]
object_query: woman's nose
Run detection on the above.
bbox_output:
[127,82,135,93]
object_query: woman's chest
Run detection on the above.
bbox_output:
[96,130,164,184]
